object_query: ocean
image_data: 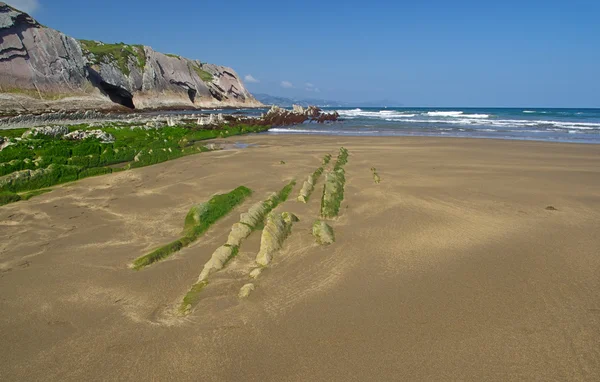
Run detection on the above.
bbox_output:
[266,107,600,144]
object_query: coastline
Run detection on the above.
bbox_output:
[1,134,599,381]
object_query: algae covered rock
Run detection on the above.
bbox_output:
[183,186,252,238]
[133,186,251,270]
[255,212,298,266]
[239,194,275,228]
[21,126,69,139]
[226,222,253,247]
[371,167,381,184]
[249,267,263,279]
[319,147,349,218]
[184,202,210,235]
[198,245,238,282]
[297,166,325,203]
[320,169,346,218]
[239,283,255,298]
[297,180,313,203]
[312,220,335,245]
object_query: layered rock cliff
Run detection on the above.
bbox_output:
[0,3,262,113]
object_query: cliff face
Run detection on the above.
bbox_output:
[0,3,262,112]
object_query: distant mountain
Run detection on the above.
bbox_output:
[254,94,402,108]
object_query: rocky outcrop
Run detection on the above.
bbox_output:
[371,167,381,184]
[0,3,262,113]
[64,129,114,143]
[261,105,339,126]
[255,212,298,266]
[21,126,69,139]
[320,148,349,219]
[238,283,255,298]
[298,166,324,203]
[198,245,237,283]
[0,136,11,151]
[312,220,335,245]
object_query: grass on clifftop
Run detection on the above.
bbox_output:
[132,186,252,270]
[80,40,146,75]
[192,64,214,82]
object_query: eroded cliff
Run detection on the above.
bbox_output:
[0,3,262,113]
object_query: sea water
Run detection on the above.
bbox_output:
[267,107,600,144]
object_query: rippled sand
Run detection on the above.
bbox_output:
[1,135,599,381]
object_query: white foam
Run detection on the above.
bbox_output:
[268,128,380,135]
[337,109,417,120]
[523,110,536,113]
[426,111,464,117]
[461,114,490,119]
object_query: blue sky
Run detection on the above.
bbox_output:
[8,0,600,107]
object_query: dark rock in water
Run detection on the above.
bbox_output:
[261,105,340,126]
[545,206,558,211]
[0,2,262,113]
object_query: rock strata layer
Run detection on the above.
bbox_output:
[0,3,262,113]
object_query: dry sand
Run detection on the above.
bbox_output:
[1,135,599,381]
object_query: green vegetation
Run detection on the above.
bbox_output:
[183,186,252,239]
[178,180,297,315]
[180,280,209,315]
[21,189,52,200]
[132,186,252,270]
[0,191,21,206]
[0,124,271,206]
[276,179,296,204]
[79,40,146,75]
[334,147,349,170]
[312,220,335,245]
[165,53,181,59]
[371,167,381,184]
[0,128,28,139]
[0,87,71,100]
[192,64,214,82]
[320,148,349,219]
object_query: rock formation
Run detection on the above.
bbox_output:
[298,166,325,203]
[64,129,115,143]
[21,126,69,139]
[0,3,262,113]
[198,245,237,283]
[238,283,255,298]
[255,212,298,266]
[312,220,335,245]
[261,105,339,126]
[371,167,381,184]
[320,148,349,219]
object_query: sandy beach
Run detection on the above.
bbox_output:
[1,135,599,381]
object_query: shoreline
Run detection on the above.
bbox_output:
[266,128,600,145]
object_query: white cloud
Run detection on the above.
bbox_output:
[244,74,259,83]
[6,0,40,13]
[305,84,321,93]
[280,81,294,88]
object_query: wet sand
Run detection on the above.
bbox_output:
[1,135,599,381]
